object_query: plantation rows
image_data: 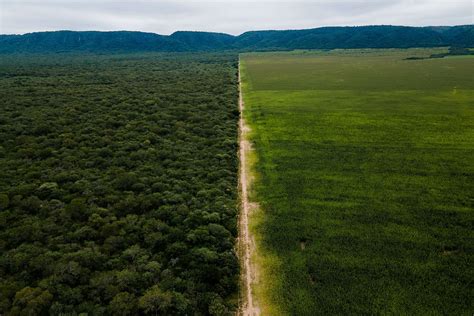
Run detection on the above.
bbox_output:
[241,50,474,315]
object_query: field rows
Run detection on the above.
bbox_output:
[241,49,474,315]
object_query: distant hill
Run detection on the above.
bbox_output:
[169,31,235,50]
[233,25,474,50]
[1,25,473,53]
[0,31,186,53]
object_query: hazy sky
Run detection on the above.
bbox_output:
[1,0,473,35]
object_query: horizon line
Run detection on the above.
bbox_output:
[1,24,472,37]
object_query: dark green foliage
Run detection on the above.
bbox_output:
[109,292,138,316]
[11,287,53,316]
[1,25,473,53]
[0,53,239,315]
[430,46,474,58]
[407,46,474,60]
[0,194,9,210]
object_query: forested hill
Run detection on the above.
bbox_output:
[1,25,473,53]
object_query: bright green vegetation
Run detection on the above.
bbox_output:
[241,49,474,315]
[0,53,239,315]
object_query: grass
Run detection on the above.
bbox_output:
[240,49,474,315]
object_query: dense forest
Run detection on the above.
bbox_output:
[0,53,240,315]
[1,25,473,53]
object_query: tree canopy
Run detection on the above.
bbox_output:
[0,52,239,315]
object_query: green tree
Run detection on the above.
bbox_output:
[65,198,88,220]
[208,294,228,316]
[0,193,9,210]
[138,286,172,315]
[109,292,138,316]
[11,287,53,316]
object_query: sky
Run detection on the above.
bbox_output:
[0,0,473,35]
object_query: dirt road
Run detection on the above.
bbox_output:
[238,60,260,316]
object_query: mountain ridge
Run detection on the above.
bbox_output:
[1,25,473,53]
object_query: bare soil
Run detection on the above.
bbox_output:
[238,61,261,316]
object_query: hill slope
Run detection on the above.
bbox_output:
[169,31,235,50]
[0,31,187,53]
[0,25,473,53]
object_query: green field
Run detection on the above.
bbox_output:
[241,49,474,315]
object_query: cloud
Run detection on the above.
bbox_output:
[0,0,472,35]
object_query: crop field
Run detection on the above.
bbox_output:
[240,49,474,315]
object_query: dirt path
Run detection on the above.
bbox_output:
[238,60,260,316]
